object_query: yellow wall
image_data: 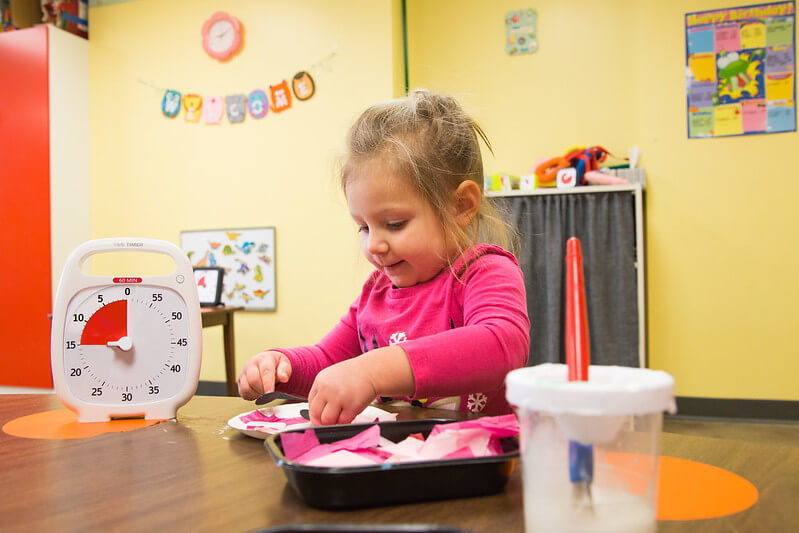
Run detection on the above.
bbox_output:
[408,0,799,400]
[89,0,399,384]
[89,0,798,401]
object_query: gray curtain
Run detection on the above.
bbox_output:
[495,191,640,367]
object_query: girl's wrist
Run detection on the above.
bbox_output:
[360,344,415,397]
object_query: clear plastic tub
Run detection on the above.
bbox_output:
[506,364,675,533]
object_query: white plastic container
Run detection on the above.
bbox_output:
[506,364,676,533]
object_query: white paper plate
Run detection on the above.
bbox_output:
[228,403,312,439]
[228,403,399,439]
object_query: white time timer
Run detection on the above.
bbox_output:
[51,238,202,422]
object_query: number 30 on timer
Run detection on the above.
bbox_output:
[51,239,202,422]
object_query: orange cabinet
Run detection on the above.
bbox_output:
[0,26,88,388]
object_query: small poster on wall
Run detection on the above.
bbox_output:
[685,2,796,138]
[181,227,276,311]
[505,9,538,55]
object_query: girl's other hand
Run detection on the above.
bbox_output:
[307,358,378,426]
[237,350,292,400]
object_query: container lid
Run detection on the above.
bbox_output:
[506,363,676,416]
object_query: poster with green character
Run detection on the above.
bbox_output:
[685,2,796,138]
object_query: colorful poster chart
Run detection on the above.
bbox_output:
[685,2,796,138]
[181,227,276,311]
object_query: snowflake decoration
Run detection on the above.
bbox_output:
[466,393,487,413]
[388,331,407,344]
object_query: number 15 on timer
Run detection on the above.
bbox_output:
[51,239,202,422]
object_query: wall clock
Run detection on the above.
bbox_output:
[202,12,242,61]
[51,238,202,422]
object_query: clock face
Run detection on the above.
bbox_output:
[202,12,241,60]
[61,284,191,405]
[208,20,235,53]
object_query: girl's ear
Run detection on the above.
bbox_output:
[453,180,482,228]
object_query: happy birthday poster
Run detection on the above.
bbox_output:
[685,2,796,138]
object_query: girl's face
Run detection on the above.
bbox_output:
[346,157,452,288]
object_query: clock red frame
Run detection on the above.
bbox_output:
[201,12,242,61]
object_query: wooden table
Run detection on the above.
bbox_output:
[201,306,244,396]
[1,395,796,532]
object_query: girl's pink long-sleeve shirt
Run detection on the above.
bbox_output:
[275,244,530,415]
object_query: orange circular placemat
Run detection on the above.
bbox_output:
[2,409,163,439]
[657,455,759,520]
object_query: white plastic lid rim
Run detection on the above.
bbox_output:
[506,363,677,417]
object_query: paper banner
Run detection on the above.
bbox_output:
[158,70,316,123]
[183,94,202,122]
[292,71,315,101]
[203,96,224,124]
[162,90,181,118]
[248,89,269,118]
[225,94,247,123]
[270,80,292,113]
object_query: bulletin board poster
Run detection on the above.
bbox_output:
[685,2,796,138]
[180,227,276,311]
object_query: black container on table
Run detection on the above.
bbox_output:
[254,525,473,533]
[264,419,519,510]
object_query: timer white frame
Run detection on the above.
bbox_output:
[51,238,202,422]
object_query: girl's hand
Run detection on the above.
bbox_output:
[307,357,378,426]
[237,350,292,400]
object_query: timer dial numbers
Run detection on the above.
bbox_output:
[62,285,190,405]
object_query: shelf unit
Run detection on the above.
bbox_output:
[488,184,646,368]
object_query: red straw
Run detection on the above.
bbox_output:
[565,237,590,381]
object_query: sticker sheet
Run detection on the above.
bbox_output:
[180,227,276,311]
[505,9,538,55]
[685,2,796,138]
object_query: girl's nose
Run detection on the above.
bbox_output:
[367,231,389,254]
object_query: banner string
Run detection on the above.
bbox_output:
[136,47,337,92]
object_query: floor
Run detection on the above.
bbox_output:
[0,386,53,394]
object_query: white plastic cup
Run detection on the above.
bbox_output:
[506,364,676,533]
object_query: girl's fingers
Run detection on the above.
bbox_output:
[336,406,359,425]
[246,363,269,396]
[276,356,292,383]
[237,375,250,398]
[238,373,258,400]
[317,402,343,427]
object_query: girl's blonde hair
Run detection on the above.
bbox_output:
[341,90,518,259]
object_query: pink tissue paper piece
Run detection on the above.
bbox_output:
[429,414,519,438]
[282,429,320,460]
[283,415,518,467]
[277,417,309,426]
[294,425,381,464]
[240,410,281,424]
[305,449,381,468]
[247,422,286,431]
[418,427,492,459]
[442,446,476,460]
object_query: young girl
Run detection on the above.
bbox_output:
[238,90,530,426]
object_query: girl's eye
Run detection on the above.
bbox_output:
[357,225,369,233]
[386,221,406,230]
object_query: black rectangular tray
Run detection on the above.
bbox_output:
[264,419,519,510]
[254,525,473,533]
